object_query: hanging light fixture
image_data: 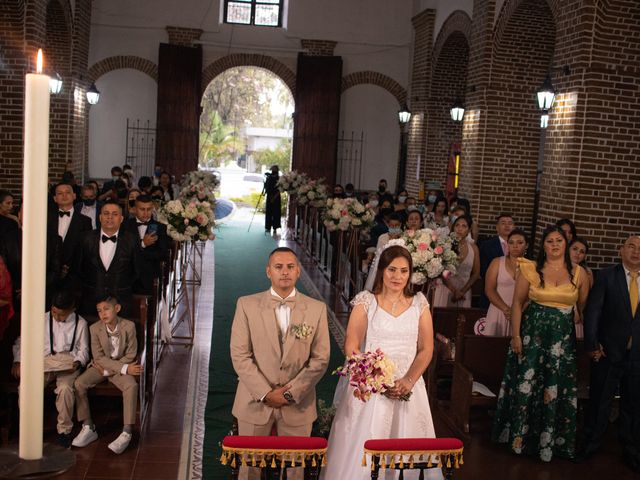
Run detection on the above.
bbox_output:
[86,83,100,105]
[536,74,555,111]
[540,113,549,129]
[49,72,63,94]
[450,98,465,122]
[398,104,411,125]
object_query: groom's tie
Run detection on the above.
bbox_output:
[270,296,296,309]
[630,271,638,317]
[271,296,295,338]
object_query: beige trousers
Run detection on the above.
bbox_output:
[43,370,81,434]
[237,409,312,480]
[74,367,138,425]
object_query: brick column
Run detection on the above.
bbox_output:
[405,9,435,196]
[166,26,204,46]
[300,39,337,56]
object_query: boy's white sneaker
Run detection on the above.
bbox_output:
[108,431,132,454]
[72,425,98,447]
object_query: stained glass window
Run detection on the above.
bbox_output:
[224,0,283,27]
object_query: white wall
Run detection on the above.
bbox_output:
[339,85,400,192]
[412,0,473,43]
[88,69,157,179]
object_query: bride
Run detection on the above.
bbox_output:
[321,242,442,479]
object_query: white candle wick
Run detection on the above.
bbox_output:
[36,49,43,74]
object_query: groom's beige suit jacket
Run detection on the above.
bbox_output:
[230,289,330,426]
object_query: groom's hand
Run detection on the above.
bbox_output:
[264,385,291,408]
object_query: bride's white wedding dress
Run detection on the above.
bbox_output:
[321,291,443,480]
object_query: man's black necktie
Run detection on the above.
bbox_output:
[137,221,149,226]
[101,235,117,243]
[58,211,70,218]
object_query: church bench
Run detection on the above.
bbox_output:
[448,335,510,435]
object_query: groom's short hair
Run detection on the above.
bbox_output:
[268,247,298,263]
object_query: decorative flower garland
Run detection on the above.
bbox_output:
[157,199,215,242]
[322,197,375,232]
[402,228,458,285]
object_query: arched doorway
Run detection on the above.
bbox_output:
[199,66,294,200]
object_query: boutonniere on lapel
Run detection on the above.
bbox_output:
[290,322,314,340]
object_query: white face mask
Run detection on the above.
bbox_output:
[398,196,407,203]
[369,200,379,208]
[428,195,437,204]
[153,177,160,186]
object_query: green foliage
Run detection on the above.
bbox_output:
[252,139,292,173]
[199,111,244,167]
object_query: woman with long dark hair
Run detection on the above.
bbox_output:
[492,225,590,462]
[322,244,441,480]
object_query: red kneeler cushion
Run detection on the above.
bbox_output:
[223,436,328,450]
[364,438,463,452]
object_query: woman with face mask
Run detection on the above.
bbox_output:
[364,213,406,291]
[126,188,141,219]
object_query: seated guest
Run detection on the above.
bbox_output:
[332,184,345,198]
[73,201,138,317]
[0,253,14,340]
[569,236,594,339]
[72,295,141,454]
[424,195,449,230]
[367,192,379,212]
[405,209,423,232]
[149,186,165,203]
[375,212,403,250]
[0,190,19,226]
[405,196,420,213]
[369,203,394,248]
[423,182,442,214]
[126,188,141,219]
[98,166,124,201]
[123,195,169,295]
[556,218,577,243]
[480,213,516,279]
[483,229,528,336]
[433,215,480,308]
[77,183,101,229]
[12,290,90,448]
[159,171,176,202]
[137,176,153,194]
[344,183,356,198]
[377,178,389,197]
[122,164,137,187]
[49,182,93,281]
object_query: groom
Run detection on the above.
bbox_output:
[581,235,640,471]
[230,247,330,439]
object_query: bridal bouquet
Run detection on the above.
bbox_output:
[158,199,215,242]
[333,349,410,402]
[403,228,458,285]
[179,170,219,204]
[322,197,375,232]
[277,170,309,194]
[296,178,328,207]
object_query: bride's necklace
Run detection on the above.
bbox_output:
[382,294,405,315]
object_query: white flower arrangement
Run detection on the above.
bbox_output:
[179,170,219,204]
[296,178,328,208]
[322,197,375,232]
[157,199,215,242]
[402,228,458,285]
[277,170,309,194]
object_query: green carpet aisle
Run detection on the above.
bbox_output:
[202,222,343,479]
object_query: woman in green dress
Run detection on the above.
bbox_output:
[492,225,590,461]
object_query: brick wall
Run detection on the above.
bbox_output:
[405,9,435,196]
[300,39,337,56]
[166,26,203,46]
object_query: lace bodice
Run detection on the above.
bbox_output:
[351,291,429,377]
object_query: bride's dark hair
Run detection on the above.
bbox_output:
[371,246,414,297]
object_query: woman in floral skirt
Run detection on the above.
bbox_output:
[492,225,590,461]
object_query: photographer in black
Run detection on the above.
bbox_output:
[264,165,281,235]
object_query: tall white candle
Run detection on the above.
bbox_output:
[20,48,50,460]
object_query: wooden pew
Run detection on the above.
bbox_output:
[448,335,510,436]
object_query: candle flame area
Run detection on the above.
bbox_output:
[36,49,43,74]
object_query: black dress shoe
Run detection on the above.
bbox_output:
[57,432,72,449]
[622,451,640,473]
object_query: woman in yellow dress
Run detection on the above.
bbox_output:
[492,225,590,461]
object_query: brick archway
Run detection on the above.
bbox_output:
[340,71,407,107]
[88,55,159,83]
[432,10,472,66]
[201,54,296,97]
[494,0,559,48]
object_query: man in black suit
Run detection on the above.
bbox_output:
[479,213,515,278]
[76,183,101,230]
[73,201,138,317]
[49,183,93,281]
[581,235,640,471]
[123,195,169,295]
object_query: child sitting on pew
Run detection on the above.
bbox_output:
[11,290,90,448]
[72,295,141,454]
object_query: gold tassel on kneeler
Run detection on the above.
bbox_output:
[321,454,327,467]
[313,455,318,467]
[251,454,257,467]
[260,457,267,468]
[399,457,404,469]
[380,455,386,469]
[460,453,464,466]
[241,456,247,467]
[220,452,227,465]
[409,455,414,469]
[426,454,433,468]
[437,456,443,469]
[271,456,277,468]
[361,454,367,467]
[230,455,237,469]
[446,454,452,469]
[290,455,296,467]
[454,454,459,469]
[389,455,396,469]
[301,456,306,468]
[281,456,286,469]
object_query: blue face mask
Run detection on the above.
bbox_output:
[388,227,402,236]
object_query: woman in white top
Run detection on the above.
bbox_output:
[432,215,480,308]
